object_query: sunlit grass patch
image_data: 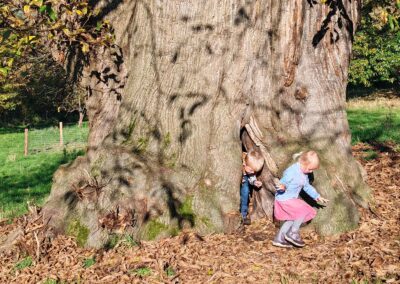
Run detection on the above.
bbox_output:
[347,107,400,145]
[0,124,87,219]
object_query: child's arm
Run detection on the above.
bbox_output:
[248,175,262,187]
[303,176,329,203]
[248,175,256,185]
[303,176,320,200]
[273,178,285,190]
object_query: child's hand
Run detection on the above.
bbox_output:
[277,183,286,191]
[273,178,286,193]
[254,180,262,187]
[316,197,329,204]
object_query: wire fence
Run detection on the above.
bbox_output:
[0,122,89,218]
[1,122,89,162]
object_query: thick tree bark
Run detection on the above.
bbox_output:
[42,0,369,247]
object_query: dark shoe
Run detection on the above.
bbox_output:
[285,230,305,247]
[272,239,293,248]
[242,217,251,225]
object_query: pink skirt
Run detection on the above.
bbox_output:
[274,199,316,222]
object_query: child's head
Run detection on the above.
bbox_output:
[299,151,320,174]
[245,150,264,172]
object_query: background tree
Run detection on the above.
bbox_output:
[0,0,112,125]
[349,0,400,87]
[0,52,78,124]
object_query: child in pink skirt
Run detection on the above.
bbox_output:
[272,151,329,248]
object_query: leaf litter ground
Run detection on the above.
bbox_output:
[0,144,398,283]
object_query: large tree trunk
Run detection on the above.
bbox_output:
[43,0,369,248]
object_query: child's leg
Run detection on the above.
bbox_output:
[290,207,316,232]
[285,217,306,247]
[274,220,294,241]
[272,220,294,247]
[240,176,250,219]
[283,199,317,247]
[291,216,305,232]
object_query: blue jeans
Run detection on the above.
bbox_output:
[240,175,251,218]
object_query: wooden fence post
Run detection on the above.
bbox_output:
[24,128,28,156]
[59,122,63,146]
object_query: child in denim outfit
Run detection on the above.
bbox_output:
[240,150,264,225]
[272,151,329,248]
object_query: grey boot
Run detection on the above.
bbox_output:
[285,230,305,247]
[272,237,293,248]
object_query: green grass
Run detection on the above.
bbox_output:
[14,256,33,271]
[42,279,59,284]
[0,122,88,157]
[0,123,87,219]
[83,257,96,268]
[131,267,152,277]
[347,107,400,145]
[165,266,176,277]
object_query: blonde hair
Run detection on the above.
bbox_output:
[299,150,320,168]
[245,149,264,172]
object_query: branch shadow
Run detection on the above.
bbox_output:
[312,0,354,47]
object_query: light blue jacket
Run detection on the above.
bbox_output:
[275,163,320,201]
